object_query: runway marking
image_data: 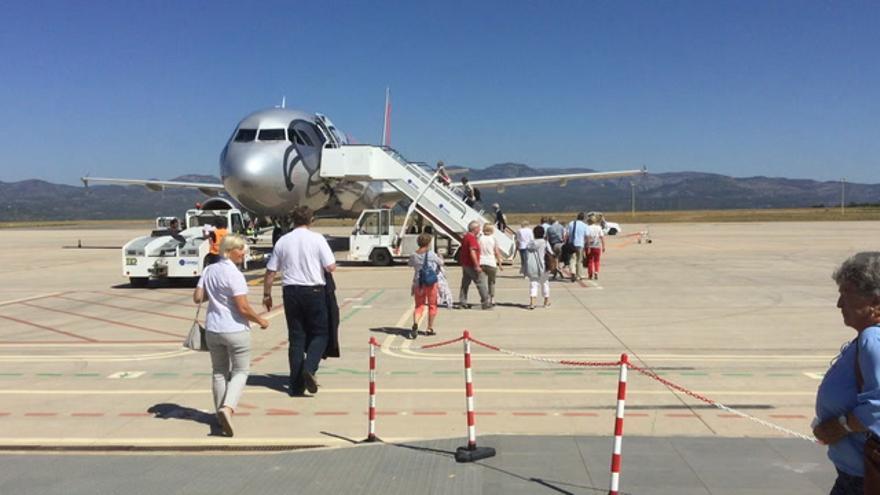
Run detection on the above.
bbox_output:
[340,290,384,323]
[57,295,194,322]
[0,313,96,342]
[19,301,183,338]
[0,349,191,363]
[0,292,66,308]
[107,371,146,379]
[0,388,817,396]
[92,291,194,308]
[803,372,825,380]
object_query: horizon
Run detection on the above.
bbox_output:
[1,1,877,185]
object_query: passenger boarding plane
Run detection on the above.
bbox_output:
[82,104,646,227]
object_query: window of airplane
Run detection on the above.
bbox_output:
[289,131,305,146]
[258,129,286,141]
[234,129,257,142]
[296,130,314,147]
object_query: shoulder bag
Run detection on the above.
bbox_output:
[183,302,209,352]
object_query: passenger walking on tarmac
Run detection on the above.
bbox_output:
[458,220,491,310]
[479,223,504,306]
[492,203,508,232]
[516,220,534,276]
[545,217,566,280]
[461,177,477,207]
[193,234,269,437]
[262,206,337,397]
[585,214,606,280]
[408,233,444,339]
[566,212,588,281]
[813,252,880,494]
[523,225,552,310]
[205,218,228,267]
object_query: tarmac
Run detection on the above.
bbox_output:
[1,220,878,494]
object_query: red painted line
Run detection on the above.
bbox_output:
[24,412,58,417]
[20,302,183,338]
[71,412,105,417]
[562,412,599,417]
[512,412,548,416]
[412,411,447,416]
[0,412,10,417]
[237,402,258,410]
[666,413,698,418]
[314,412,348,416]
[769,414,807,419]
[58,295,193,321]
[266,409,299,416]
[94,291,194,308]
[252,358,264,363]
[0,313,96,342]
[119,412,151,417]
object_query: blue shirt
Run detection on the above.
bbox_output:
[567,220,588,248]
[815,325,880,476]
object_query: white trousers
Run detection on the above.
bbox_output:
[529,280,550,298]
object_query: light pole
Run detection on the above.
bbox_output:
[841,178,846,215]
[630,182,635,218]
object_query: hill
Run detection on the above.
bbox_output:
[0,167,877,221]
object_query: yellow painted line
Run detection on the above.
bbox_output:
[0,388,816,396]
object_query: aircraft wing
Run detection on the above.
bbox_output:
[80,177,225,197]
[468,168,646,193]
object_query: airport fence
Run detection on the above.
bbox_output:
[366,330,817,495]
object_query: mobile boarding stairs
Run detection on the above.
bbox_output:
[320,145,516,259]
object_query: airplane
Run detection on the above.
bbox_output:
[81,104,646,230]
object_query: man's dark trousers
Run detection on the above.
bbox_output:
[282,285,329,394]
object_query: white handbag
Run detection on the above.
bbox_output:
[183,303,209,352]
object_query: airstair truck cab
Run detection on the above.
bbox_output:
[349,208,433,266]
[122,199,248,287]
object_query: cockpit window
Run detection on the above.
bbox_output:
[234,129,257,142]
[258,129,286,141]
[296,130,314,146]
[289,131,305,146]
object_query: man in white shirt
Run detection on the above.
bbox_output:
[262,206,337,396]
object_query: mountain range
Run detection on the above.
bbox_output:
[1,165,878,221]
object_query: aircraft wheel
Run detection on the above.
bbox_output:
[370,249,393,266]
[129,277,149,288]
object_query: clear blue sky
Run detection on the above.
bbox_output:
[1,0,877,184]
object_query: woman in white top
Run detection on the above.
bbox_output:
[516,221,534,276]
[193,234,269,437]
[585,214,606,280]
[479,223,504,306]
[523,225,553,309]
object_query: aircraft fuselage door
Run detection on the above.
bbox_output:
[315,113,347,147]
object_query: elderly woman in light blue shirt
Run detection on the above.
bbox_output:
[814,252,880,494]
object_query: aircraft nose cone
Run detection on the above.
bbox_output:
[221,142,294,216]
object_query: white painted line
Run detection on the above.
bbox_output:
[0,292,64,307]
[343,297,363,302]
[107,371,147,379]
[351,305,372,309]
[0,388,817,396]
[803,372,825,380]
[0,349,192,363]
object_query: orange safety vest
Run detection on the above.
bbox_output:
[210,228,228,255]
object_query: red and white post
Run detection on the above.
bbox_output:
[609,353,629,495]
[365,337,379,442]
[455,330,495,462]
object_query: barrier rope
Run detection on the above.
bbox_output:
[372,332,818,443]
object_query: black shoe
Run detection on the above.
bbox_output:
[302,371,319,394]
[288,388,307,397]
[410,323,418,340]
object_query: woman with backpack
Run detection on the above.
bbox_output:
[407,233,444,339]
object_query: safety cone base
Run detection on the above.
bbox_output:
[454,445,496,463]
